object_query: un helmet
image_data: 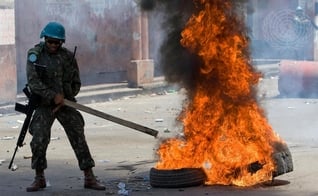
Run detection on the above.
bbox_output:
[296,6,303,11]
[40,22,65,42]
[296,6,304,13]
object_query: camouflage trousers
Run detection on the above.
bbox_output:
[29,105,95,170]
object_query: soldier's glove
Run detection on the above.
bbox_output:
[54,93,64,105]
[53,93,64,114]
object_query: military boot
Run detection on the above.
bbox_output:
[84,168,105,190]
[26,169,46,192]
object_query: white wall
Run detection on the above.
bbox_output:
[0,9,15,45]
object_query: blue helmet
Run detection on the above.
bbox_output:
[296,6,303,11]
[40,22,65,42]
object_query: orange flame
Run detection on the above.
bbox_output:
[155,0,283,186]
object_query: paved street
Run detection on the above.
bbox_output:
[0,77,318,195]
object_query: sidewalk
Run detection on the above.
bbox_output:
[0,77,179,116]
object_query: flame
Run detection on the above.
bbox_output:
[155,0,283,186]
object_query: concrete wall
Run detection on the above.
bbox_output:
[0,45,16,104]
[0,7,16,104]
[15,0,137,91]
[248,0,316,61]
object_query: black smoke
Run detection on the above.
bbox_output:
[140,0,203,91]
[139,0,156,10]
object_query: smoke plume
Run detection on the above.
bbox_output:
[141,0,248,94]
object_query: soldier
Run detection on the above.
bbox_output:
[25,21,105,192]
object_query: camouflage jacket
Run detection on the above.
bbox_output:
[26,42,81,105]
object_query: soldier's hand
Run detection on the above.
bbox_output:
[54,93,64,105]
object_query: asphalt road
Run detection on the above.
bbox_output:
[0,77,318,196]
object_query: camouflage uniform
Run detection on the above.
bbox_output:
[26,42,95,170]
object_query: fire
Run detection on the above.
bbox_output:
[155,0,283,186]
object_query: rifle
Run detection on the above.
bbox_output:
[8,86,40,169]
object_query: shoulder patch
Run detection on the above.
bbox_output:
[28,53,37,62]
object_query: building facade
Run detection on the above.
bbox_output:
[1,0,318,104]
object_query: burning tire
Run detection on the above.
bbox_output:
[149,167,207,188]
[272,142,293,177]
